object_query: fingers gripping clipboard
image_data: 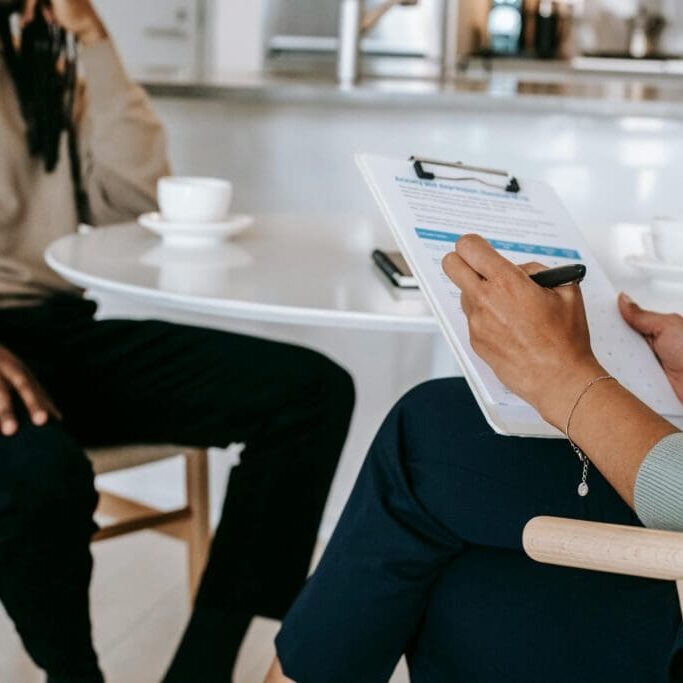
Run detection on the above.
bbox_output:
[357,153,683,437]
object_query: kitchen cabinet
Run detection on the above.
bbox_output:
[93,0,205,78]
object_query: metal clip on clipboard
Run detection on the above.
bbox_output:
[410,156,521,194]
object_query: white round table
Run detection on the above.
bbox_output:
[46,214,437,333]
[46,216,683,332]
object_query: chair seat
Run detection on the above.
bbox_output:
[87,444,205,476]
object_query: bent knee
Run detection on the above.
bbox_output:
[394,378,476,425]
[0,416,96,525]
[376,378,485,465]
[291,347,356,414]
[320,354,355,413]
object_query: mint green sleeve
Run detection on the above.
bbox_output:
[634,432,683,531]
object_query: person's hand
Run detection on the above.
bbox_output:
[0,346,61,436]
[619,294,683,403]
[22,0,107,46]
[442,234,605,428]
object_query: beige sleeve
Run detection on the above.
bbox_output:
[77,39,171,226]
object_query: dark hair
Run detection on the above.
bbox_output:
[0,2,89,220]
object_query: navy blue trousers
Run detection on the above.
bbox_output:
[277,378,683,682]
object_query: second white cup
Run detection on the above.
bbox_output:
[158,177,233,224]
[651,216,683,267]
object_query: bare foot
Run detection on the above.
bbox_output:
[264,657,295,683]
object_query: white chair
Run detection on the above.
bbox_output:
[523,516,683,616]
[87,445,211,600]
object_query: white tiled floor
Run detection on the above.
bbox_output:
[0,532,409,683]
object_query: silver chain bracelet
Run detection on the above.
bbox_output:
[564,375,617,497]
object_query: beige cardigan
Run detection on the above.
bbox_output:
[0,38,170,298]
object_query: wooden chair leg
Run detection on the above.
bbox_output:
[184,449,211,602]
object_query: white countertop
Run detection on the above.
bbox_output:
[140,69,683,120]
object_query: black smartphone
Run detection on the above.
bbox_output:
[372,250,419,289]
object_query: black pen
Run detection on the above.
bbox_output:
[530,264,586,288]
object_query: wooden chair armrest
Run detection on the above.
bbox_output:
[523,516,683,581]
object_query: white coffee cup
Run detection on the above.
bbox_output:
[651,216,683,266]
[158,177,233,224]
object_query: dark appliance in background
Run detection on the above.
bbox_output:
[487,0,524,55]
[534,0,560,59]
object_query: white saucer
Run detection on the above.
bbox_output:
[625,253,683,285]
[139,212,254,246]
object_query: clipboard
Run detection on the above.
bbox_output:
[410,156,521,194]
[356,152,683,438]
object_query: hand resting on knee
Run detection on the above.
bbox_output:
[0,346,61,436]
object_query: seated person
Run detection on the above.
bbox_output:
[0,2,354,682]
[266,235,683,683]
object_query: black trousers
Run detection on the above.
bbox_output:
[277,378,683,683]
[0,296,354,683]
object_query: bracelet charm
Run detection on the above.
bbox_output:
[565,375,618,498]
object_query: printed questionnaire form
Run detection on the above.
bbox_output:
[358,153,683,437]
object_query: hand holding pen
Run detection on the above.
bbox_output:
[441,233,602,430]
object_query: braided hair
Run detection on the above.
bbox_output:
[0,0,89,221]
